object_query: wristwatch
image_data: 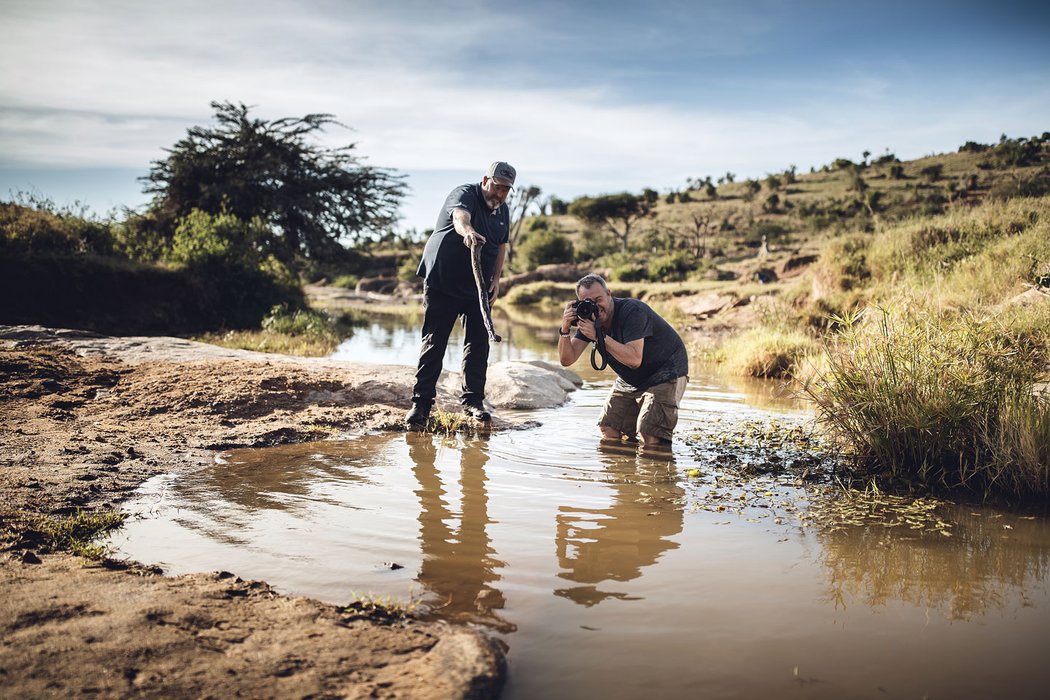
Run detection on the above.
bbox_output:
[558,327,572,337]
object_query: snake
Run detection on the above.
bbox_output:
[468,238,502,343]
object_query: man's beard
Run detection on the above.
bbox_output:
[484,195,501,210]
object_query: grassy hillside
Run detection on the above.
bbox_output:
[520,132,1050,281]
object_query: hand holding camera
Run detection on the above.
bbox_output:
[562,297,599,341]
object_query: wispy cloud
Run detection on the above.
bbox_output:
[2,0,1047,226]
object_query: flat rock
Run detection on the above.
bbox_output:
[442,360,582,409]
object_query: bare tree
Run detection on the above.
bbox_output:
[506,185,542,267]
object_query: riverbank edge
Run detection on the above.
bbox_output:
[0,324,506,699]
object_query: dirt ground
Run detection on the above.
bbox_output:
[0,325,505,699]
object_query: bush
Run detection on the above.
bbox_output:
[987,168,1050,201]
[919,164,944,182]
[611,260,648,282]
[0,200,117,258]
[576,228,619,261]
[168,209,265,268]
[647,252,695,282]
[805,308,1050,498]
[984,136,1042,168]
[518,228,574,270]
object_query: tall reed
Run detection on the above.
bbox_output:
[804,307,1050,498]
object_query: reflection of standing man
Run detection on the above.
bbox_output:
[558,274,689,446]
[406,162,516,426]
[406,433,515,633]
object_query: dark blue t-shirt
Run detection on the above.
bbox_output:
[582,297,688,391]
[417,183,510,299]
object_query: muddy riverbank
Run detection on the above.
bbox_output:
[0,325,505,698]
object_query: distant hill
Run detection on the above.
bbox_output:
[515,132,1050,280]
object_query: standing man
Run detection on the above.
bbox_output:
[558,274,689,446]
[406,161,516,426]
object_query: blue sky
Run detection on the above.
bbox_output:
[1,0,1048,233]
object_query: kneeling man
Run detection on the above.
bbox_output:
[558,274,689,446]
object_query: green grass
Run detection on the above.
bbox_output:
[196,304,368,357]
[34,508,126,560]
[803,307,1050,498]
[718,327,819,379]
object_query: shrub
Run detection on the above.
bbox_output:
[518,228,574,270]
[576,228,618,261]
[984,136,1042,168]
[987,168,1050,201]
[168,209,264,268]
[805,308,1050,498]
[332,274,359,289]
[647,252,695,282]
[0,200,117,258]
[611,260,648,282]
[919,164,944,182]
[811,234,870,293]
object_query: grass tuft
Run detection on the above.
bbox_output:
[804,307,1050,498]
[719,327,819,379]
[33,508,126,560]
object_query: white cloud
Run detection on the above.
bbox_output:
[2,0,1047,230]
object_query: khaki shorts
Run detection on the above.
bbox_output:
[598,376,688,442]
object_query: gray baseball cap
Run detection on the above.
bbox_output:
[486,161,516,186]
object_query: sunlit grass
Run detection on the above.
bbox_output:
[344,590,422,621]
[804,307,1050,498]
[33,508,126,561]
[718,326,819,379]
[196,304,368,357]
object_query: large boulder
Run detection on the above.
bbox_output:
[441,360,582,409]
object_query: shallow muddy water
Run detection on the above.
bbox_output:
[109,319,1050,699]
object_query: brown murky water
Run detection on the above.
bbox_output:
[109,321,1050,699]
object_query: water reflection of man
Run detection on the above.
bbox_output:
[554,441,684,606]
[405,432,515,633]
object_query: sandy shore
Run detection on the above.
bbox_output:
[0,325,505,698]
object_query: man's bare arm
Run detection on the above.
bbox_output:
[451,208,485,247]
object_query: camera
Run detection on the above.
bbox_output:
[572,298,599,322]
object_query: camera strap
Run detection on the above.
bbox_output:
[591,327,608,371]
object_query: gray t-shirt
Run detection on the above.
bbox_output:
[416,183,509,299]
[582,297,688,391]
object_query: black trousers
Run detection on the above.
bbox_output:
[411,285,490,407]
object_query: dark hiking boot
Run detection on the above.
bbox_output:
[405,402,432,427]
[463,403,491,422]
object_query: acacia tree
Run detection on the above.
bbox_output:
[569,191,656,253]
[142,101,405,271]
